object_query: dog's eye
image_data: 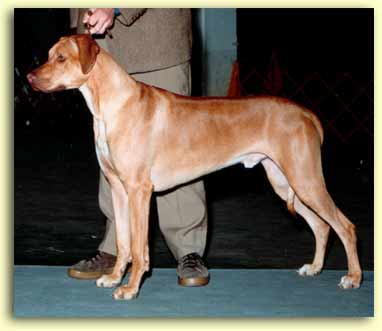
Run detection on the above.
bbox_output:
[57,54,66,63]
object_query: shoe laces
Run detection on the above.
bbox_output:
[181,253,205,269]
[86,252,108,267]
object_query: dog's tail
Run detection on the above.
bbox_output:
[286,186,296,217]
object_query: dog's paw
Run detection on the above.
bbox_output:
[338,274,361,289]
[96,274,121,288]
[297,264,321,277]
[113,286,138,300]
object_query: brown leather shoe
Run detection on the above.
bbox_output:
[177,253,210,287]
[67,251,116,280]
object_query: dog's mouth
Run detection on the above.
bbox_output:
[30,81,66,93]
[27,70,67,93]
[41,85,66,93]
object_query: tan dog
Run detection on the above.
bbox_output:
[27,35,362,300]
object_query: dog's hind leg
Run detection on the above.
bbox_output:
[261,158,330,277]
[279,126,362,288]
[288,177,361,288]
[294,197,330,276]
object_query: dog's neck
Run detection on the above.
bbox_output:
[79,50,137,121]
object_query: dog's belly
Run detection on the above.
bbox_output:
[150,152,266,192]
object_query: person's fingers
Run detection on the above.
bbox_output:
[82,8,95,24]
[89,20,104,34]
[89,25,100,34]
[99,20,113,34]
[88,14,101,28]
[83,9,114,34]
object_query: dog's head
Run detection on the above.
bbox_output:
[27,34,100,93]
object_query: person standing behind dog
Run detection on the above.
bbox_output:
[68,8,209,286]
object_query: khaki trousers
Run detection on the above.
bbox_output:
[97,62,208,261]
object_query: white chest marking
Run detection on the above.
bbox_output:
[79,85,97,117]
[79,85,112,171]
[96,120,109,157]
[94,120,112,173]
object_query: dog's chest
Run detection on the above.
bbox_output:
[94,119,114,172]
[79,85,114,173]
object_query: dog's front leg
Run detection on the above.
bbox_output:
[96,175,131,288]
[113,181,152,300]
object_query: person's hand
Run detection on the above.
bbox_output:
[83,8,115,35]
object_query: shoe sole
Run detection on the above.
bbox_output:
[67,265,133,280]
[178,275,210,287]
[67,267,114,280]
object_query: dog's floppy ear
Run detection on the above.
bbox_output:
[75,35,100,74]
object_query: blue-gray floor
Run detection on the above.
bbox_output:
[13,266,373,317]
